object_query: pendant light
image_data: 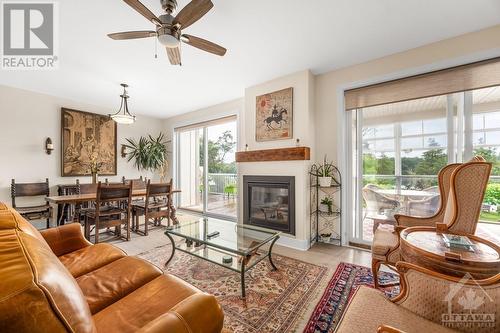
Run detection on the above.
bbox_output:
[109,83,136,124]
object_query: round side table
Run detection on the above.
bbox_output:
[400,226,500,279]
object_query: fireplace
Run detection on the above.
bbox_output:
[243,175,295,235]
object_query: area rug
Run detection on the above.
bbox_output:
[138,244,329,333]
[303,262,399,333]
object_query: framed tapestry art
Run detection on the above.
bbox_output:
[255,87,293,142]
[61,108,117,176]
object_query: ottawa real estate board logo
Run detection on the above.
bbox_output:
[1,1,58,70]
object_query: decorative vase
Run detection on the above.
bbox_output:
[318,176,332,187]
[91,172,98,184]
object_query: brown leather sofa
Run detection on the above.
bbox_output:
[0,202,224,333]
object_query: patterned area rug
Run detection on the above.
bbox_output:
[303,262,399,333]
[138,245,328,333]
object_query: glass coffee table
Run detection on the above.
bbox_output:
[165,217,280,298]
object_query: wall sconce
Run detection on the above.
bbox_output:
[121,144,127,158]
[45,138,54,155]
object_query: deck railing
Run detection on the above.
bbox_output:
[207,173,237,194]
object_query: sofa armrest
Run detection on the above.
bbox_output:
[377,325,406,333]
[137,293,224,333]
[40,223,91,256]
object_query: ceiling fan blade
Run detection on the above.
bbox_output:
[166,46,181,65]
[108,31,156,40]
[123,0,162,26]
[173,0,213,29]
[182,34,226,56]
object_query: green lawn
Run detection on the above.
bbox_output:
[480,211,500,223]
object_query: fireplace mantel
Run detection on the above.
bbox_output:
[236,147,310,163]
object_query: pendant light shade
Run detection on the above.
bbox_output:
[110,83,136,124]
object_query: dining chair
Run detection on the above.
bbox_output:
[123,176,148,207]
[84,182,132,244]
[11,178,52,229]
[371,157,491,288]
[132,179,172,236]
[73,180,98,223]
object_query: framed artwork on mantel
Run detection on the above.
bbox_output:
[61,108,117,176]
[255,87,293,142]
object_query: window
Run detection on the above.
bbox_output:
[349,86,500,245]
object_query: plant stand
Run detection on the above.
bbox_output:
[310,164,342,247]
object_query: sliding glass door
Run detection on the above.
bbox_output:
[176,117,237,219]
[349,86,500,245]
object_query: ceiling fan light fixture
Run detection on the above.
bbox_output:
[109,83,136,125]
[158,33,179,48]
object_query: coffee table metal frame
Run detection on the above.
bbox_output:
[165,221,280,298]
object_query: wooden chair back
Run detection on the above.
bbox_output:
[11,178,50,208]
[122,176,147,190]
[76,180,98,195]
[96,182,132,206]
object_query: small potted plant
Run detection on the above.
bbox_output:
[320,196,333,214]
[313,156,335,187]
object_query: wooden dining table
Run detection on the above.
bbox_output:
[46,189,181,226]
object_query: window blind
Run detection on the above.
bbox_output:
[344,57,500,111]
[174,115,237,132]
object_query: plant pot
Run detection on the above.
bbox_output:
[318,177,332,187]
[91,172,98,184]
[319,204,330,213]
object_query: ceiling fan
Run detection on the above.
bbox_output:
[108,0,226,65]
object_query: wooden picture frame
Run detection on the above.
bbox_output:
[255,87,293,142]
[61,108,117,176]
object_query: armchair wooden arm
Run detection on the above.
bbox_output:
[377,325,406,333]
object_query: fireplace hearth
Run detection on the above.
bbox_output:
[243,175,295,235]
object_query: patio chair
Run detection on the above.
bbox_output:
[362,185,400,217]
[371,157,492,289]
[407,186,440,217]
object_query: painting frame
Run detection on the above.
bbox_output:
[61,107,117,177]
[255,87,293,142]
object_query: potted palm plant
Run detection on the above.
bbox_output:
[124,133,171,181]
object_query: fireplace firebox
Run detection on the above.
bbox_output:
[243,175,295,235]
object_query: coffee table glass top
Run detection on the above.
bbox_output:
[166,218,280,256]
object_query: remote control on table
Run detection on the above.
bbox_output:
[207,231,220,239]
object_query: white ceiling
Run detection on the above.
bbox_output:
[1,0,500,119]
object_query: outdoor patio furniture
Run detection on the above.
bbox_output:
[362,185,400,218]
[407,186,440,217]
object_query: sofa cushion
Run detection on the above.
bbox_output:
[93,274,202,333]
[372,228,398,256]
[0,206,50,246]
[59,242,126,278]
[335,286,457,333]
[77,256,162,314]
[0,229,95,333]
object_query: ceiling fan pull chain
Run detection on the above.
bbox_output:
[154,37,158,59]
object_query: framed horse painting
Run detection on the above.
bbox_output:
[255,87,293,142]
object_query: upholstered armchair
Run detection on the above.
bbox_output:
[336,261,500,333]
[371,157,492,288]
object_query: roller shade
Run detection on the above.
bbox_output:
[344,57,500,111]
[174,115,237,132]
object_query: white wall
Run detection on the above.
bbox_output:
[0,85,164,205]
[238,70,315,250]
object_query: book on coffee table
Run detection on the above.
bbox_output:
[442,234,475,252]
